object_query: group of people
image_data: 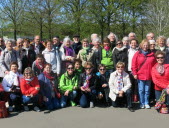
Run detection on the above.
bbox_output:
[0,32,168,114]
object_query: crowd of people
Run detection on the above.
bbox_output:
[0,32,169,115]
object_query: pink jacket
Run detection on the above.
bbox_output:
[132,50,156,80]
[152,64,169,91]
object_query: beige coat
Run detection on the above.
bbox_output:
[109,71,131,101]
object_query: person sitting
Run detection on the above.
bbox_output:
[79,62,97,108]
[59,63,79,108]
[109,62,134,112]
[38,64,60,111]
[74,59,84,76]
[20,67,40,112]
[2,62,23,112]
[96,64,110,107]
[32,54,45,76]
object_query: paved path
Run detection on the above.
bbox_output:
[0,106,168,128]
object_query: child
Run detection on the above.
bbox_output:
[79,62,97,108]
[96,64,110,106]
[32,54,45,76]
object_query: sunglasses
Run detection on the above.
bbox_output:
[116,43,122,45]
[67,68,74,70]
[85,68,92,70]
[156,57,164,59]
[99,69,105,71]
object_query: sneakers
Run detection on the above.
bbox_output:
[8,106,13,112]
[145,104,151,109]
[24,106,29,111]
[140,105,145,109]
[70,101,76,107]
[90,102,94,108]
[34,106,40,112]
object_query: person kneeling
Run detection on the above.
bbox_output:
[109,62,134,112]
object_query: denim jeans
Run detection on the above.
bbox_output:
[155,90,169,105]
[22,95,39,106]
[137,80,151,106]
[44,97,60,110]
[60,90,77,108]
[80,89,96,108]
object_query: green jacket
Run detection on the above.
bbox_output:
[101,49,114,70]
[59,72,79,93]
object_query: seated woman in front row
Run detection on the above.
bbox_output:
[96,64,110,106]
[79,62,97,108]
[109,62,134,112]
[59,63,79,108]
[20,67,40,112]
[38,63,60,111]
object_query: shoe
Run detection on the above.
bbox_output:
[24,106,29,111]
[145,104,151,109]
[8,106,13,112]
[140,105,145,109]
[70,101,76,107]
[34,106,40,112]
[128,107,135,112]
[90,102,94,108]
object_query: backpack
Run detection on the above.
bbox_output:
[0,101,8,118]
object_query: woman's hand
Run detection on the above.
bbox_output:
[64,90,69,96]
[102,84,107,88]
[86,88,91,92]
[134,75,137,79]
[43,96,48,102]
[35,87,40,90]
[118,90,124,97]
[80,87,86,92]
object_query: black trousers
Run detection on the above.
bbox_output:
[112,89,132,108]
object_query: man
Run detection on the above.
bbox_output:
[72,35,82,55]
[52,36,62,51]
[146,32,155,41]
[31,35,45,54]
[128,32,136,40]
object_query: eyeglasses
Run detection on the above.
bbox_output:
[99,69,105,71]
[156,57,164,59]
[85,68,92,70]
[117,66,124,69]
[116,43,122,45]
[150,44,155,45]
[67,68,74,70]
[25,73,32,75]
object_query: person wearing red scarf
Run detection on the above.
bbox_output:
[38,64,60,111]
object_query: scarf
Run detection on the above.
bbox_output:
[104,46,110,51]
[82,74,92,89]
[35,60,44,70]
[141,50,149,55]
[25,77,34,85]
[117,72,123,91]
[156,64,165,75]
[64,46,73,56]
[43,71,54,80]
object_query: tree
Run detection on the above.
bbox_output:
[0,0,27,40]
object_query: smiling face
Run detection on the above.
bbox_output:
[85,65,93,75]
[141,42,149,51]
[116,64,124,73]
[156,54,165,65]
[44,65,52,74]
[10,64,18,73]
[82,41,89,48]
[24,70,33,79]
[6,41,13,51]
[67,64,74,75]
[130,40,137,49]
[46,42,53,50]
[99,66,106,74]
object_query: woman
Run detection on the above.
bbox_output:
[109,62,134,112]
[107,32,118,49]
[59,63,79,108]
[149,40,156,53]
[155,36,167,52]
[91,37,102,73]
[112,40,128,71]
[20,67,40,112]
[2,62,22,112]
[77,38,94,67]
[122,36,130,49]
[101,37,114,73]
[38,64,60,111]
[0,40,22,77]
[21,38,36,73]
[132,39,156,109]
[151,51,169,104]
[96,64,110,106]
[32,54,45,76]
[60,37,76,74]
[42,40,61,76]
[79,62,97,108]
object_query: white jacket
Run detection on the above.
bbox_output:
[2,71,23,92]
[109,71,131,101]
[42,48,61,74]
[128,48,138,71]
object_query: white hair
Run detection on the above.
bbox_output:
[61,36,72,47]
[122,36,129,42]
[91,33,98,41]
[146,32,154,37]
[128,32,136,37]
[107,32,118,42]
[5,39,14,45]
[149,40,156,44]
[17,38,23,43]
[92,37,101,44]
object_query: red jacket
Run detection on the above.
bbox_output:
[152,63,169,91]
[132,50,156,80]
[20,76,40,96]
